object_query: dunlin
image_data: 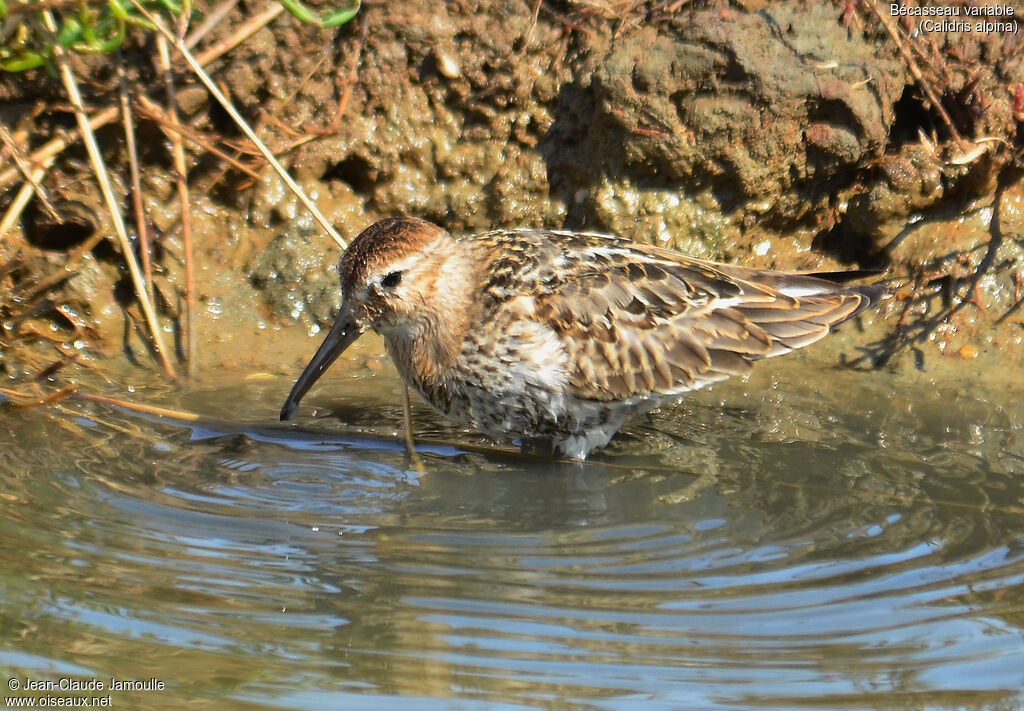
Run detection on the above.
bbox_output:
[280,217,882,459]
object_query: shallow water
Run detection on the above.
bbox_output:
[1,359,1022,710]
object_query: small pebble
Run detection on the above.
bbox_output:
[434,48,461,79]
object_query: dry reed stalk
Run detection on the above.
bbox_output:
[134,95,261,177]
[157,34,197,376]
[0,3,283,194]
[195,3,284,65]
[184,0,240,49]
[863,0,969,153]
[73,391,202,421]
[127,0,347,249]
[0,383,77,407]
[0,123,58,221]
[40,9,177,378]
[117,53,157,308]
[0,155,53,241]
[0,107,119,192]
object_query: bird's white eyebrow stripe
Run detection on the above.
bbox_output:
[364,254,420,286]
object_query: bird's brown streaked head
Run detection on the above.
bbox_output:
[279,217,453,421]
[337,217,446,297]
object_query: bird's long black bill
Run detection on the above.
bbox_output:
[280,305,361,421]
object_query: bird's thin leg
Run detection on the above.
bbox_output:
[401,384,416,455]
[400,384,426,475]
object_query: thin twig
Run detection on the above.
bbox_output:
[134,94,261,178]
[0,156,52,242]
[0,162,46,240]
[249,127,320,157]
[184,0,240,49]
[0,107,118,192]
[9,260,76,307]
[53,402,162,445]
[195,3,285,66]
[40,9,177,378]
[864,0,969,153]
[0,383,77,407]
[72,391,202,421]
[299,24,366,136]
[117,52,156,308]
[288,52,331,105]
[518,0,543,56]
[157,34,197,376]
[304,21,365,136]
[0,122,58,221]
[127,0,346,249]
[0,4,281,194]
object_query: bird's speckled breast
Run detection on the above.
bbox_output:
[383,304,570,438]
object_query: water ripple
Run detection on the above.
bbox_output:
[1,371,1022,709]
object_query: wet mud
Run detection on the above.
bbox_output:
[1,0,1022,390]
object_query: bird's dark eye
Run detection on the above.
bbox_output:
[381,271,402,289]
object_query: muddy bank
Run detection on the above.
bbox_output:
[1,0,1022,389]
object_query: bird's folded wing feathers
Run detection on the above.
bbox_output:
[528,236,874,402]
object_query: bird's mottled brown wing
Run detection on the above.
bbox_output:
[503,231,878,402]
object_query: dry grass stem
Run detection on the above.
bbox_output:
[55,403,167,444]
[770,478,1024,518]
[126,0,346,248]
[117,53,157,308]
[133,95,260,178]
[73,392,202,422]
[40,9,177,378]
[157,34,197,376]
[0,123,58,221]
[864,0,969,153]
[0,383,77,407]
[519,0,543,55]
[0,156,53,242]
[0,107,119,192]
[0,4,276,195]
[185,0,241,49]
[195,3,285,66]
[9,260,77,309]
[327,24,364,132]
[304,23,365,135]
